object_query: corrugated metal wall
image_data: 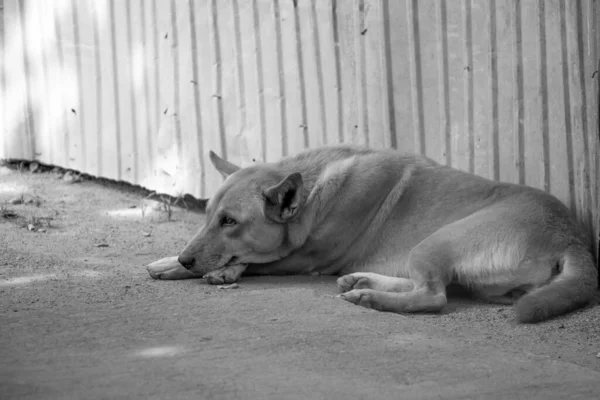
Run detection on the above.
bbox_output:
[1,0,598,244]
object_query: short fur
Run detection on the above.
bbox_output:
[147,146,598,323]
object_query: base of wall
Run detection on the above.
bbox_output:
[0,158,209,213]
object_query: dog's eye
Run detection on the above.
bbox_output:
[220,216,237,226]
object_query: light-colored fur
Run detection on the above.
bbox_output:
[147,146,598,323]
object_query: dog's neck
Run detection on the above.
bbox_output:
[282,155,358,249]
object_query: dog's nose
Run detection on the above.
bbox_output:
[178,255,195,269]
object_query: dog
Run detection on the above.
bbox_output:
[146,146,597,322]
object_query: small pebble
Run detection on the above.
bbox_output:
[29,162,39,172]
[63,172,82,184]
[596,352,600,358]
[27,224,35,231]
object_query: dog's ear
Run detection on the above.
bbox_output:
[209,150,240,178]
[263,173,304,223]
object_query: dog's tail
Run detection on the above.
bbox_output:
[514,245,597,323]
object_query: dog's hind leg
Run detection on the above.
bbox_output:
[338,224,457,313]
[338,252,450,313]
[337,272,414,293]
[338,270,449,313]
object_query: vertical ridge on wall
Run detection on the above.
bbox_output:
[511,0,525,185]
[108,0,122,180]
[436,0,451,166]
[74,0,97,174]
[488,0,499,181]
[188,0,206,196]
[558,0,576,212]
[250,0,266,161]
[61,1,80,170]
[124,0,138,182]
[354,0,368,146]
[231,0,246,144]
[406,0,425,155]
[169,0,183,170]
[292,2,308,149]
[331,0,345,145]
[272,0,288,157]
[586,0,600,261]
[257,0,283,161]
[71,0,86,173]
[375,0,392,149]
[131,0,149,188]
[462,0,475,175]
[537,0,550,193]
[150,0,160,151]
[38,1,51,166]
[279,0,307,153]
[18,0,36,159]
[316,0,340,148]
[571,0,594,242]
[380,0,396,149]
[362,0,386,148]
[495,0,515,185]
[309,0,327,146]
[335,1,357,146]
[92,0,103,176]
[177,0,198,195]
[0,0,5,157]
[209,0,227,160]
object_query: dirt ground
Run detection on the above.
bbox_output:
[1,166,600,399]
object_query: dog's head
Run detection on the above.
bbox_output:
[177,152,304,275]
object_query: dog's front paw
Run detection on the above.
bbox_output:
[337,289,380,310]
[336,274,372,293]
[204,264,246,285]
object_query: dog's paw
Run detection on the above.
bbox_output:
[146,257,200,280]
[336,274,372,293]
[337,289,380,310]
[204,265,246,285]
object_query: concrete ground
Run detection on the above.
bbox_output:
[1,166,600,400]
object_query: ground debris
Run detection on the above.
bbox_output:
[96,243,109,248]
[1,209,19,219]
[9,197,23,205]
[217,283,240,290]
[63,172,83,184]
